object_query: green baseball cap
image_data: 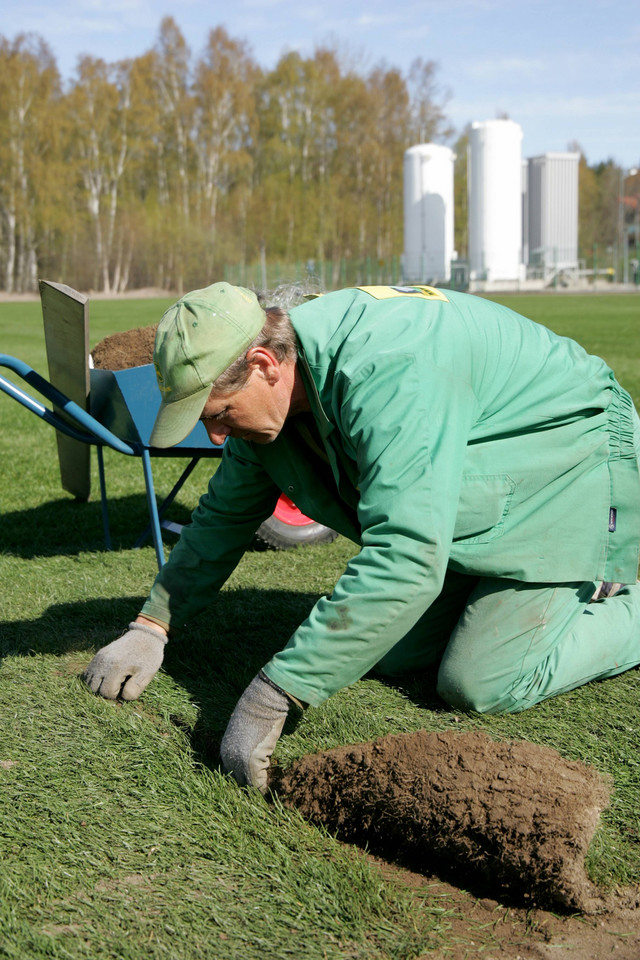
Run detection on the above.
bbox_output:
[150,282,265,448]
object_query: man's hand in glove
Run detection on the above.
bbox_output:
[220,672,298,793]
[83,620,167,700]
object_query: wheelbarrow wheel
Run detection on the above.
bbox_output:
[255,494,338,550]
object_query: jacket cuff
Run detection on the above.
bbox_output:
[258,670,306,710]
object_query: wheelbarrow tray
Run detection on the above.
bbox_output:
[89,363,212,451]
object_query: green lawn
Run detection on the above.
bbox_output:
[1,292,640,959]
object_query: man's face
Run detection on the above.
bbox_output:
[199,367,291,446]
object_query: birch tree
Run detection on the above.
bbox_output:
[150,17,194,292]
[67,56,136,291]
[0,34,61,292]
[406,57,452,146]
[255,49,340,263]
[192,27,258,275]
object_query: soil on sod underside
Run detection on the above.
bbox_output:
[274,729,613,912]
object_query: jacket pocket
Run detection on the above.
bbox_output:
[453,474,516,544]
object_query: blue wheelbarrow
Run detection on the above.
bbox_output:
[0,350,221,570]
[0,280,336,570]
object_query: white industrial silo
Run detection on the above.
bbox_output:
[468,120,524,282]
[403,144,455,283]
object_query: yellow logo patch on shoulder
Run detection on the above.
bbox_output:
[356,285,449,302]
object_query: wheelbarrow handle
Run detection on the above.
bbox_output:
[0,352,137,456]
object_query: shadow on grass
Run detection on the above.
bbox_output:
[1,496,288,560]
[0,586,320,770]
[0,494,191,558]
[173,601,452,771]
[162,587,319,768]
[381,670,449,714]
[0,595,150,656]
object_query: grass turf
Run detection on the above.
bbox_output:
[1,291,640,957]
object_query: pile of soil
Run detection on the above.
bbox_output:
[91,325,158,371]
[275,729,612,912]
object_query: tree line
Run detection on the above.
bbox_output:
[0,19,636,294]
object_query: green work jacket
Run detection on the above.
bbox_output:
[142,286,640,706]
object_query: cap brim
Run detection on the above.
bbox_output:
[150,383,212,448]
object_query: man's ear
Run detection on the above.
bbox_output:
[246,347,281,384]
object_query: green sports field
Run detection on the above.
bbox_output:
[1,292,639,959]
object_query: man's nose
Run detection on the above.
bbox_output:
[205,422,231,445]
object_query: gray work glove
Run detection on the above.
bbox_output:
[83,622,167,700]
[220,672,291,793]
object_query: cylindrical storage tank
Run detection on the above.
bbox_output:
[403,144,455,283]
[468,120,524,282]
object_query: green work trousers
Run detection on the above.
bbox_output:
[375,573,640,714]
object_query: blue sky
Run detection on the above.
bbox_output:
[4,0,639,169]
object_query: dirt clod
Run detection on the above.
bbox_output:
[91,325,157,371]
[275,729,612,911]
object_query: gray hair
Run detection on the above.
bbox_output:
[210,280,320,394]
[211,305,298,394]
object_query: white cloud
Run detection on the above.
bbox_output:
[82,0,148,11]
[297,5,329,24]
[467,57,546,80]
[514,91,639,120]
[240,0,294,9]
[357,12,404,26]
